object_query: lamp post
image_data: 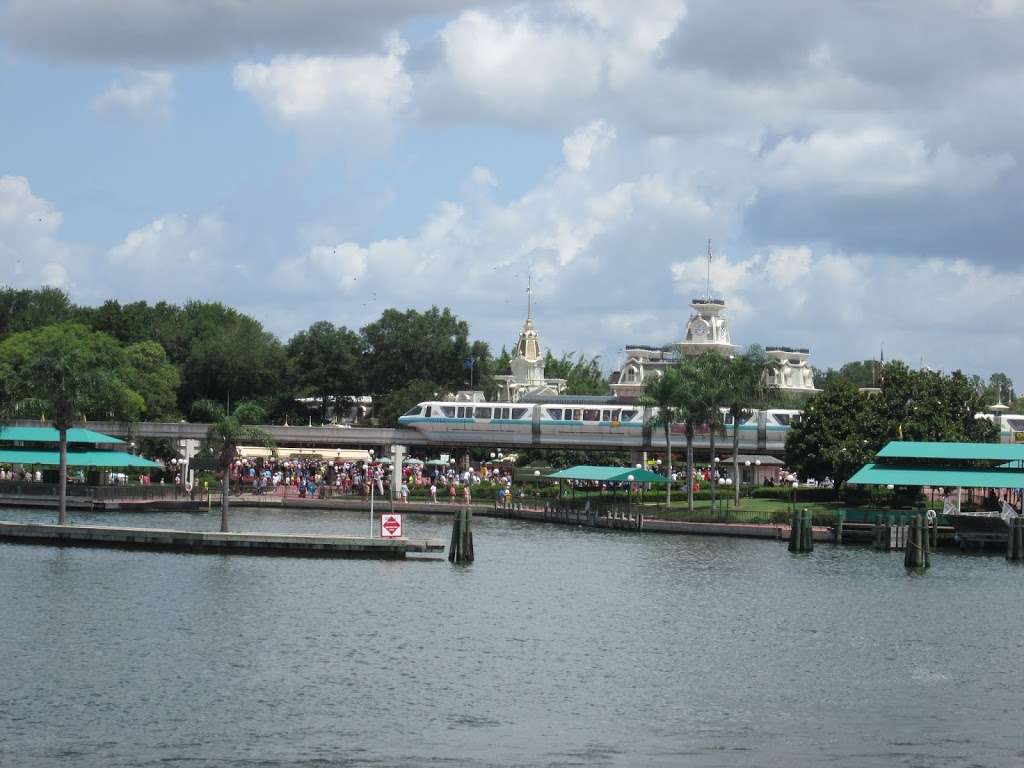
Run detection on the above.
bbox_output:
[627,474,635,518]
[533,469,540,502]
[791,479,799,517]
[368,449,376,536]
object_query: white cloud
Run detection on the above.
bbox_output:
[436,9,605,119]
[0,175,80,289]
[108,214,226,268]
[92,70,174,120]
[233,36,411,136]
[563,119,617,172]
[760,128,1015,195]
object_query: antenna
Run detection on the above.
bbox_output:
[706,239,712,300]
[526,273,532,320]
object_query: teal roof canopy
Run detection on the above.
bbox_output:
[545,466,670,483]
[0,426,124,445]
[849,463,1024,489]
[0,449,159,468]
[876,441,1024,462]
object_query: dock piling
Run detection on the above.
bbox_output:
[1007,516,1024,562]
[788,508,813,553]
[448,507,474,564]
[904,513,930,570]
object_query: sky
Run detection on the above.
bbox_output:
[1,0,1023,384]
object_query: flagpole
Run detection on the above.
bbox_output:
[706,239,712,300]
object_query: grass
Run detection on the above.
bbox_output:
[635,495,843,525]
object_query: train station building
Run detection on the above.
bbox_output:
[610,295,819,400]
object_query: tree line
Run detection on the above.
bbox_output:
[0,287,607,427]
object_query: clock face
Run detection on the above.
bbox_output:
[692,322,707,337]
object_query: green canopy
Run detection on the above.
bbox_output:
[545,465,670,483]
[0,426,124,445]
[877,441,1024,463]
[425,459,453,466]
[0,449,160,468]
[848,463,1024,489]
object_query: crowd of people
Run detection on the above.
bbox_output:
[226,457,521,503]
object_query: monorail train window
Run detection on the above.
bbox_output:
[1007,418,1024,431]
[456,407,464,418]
[424,406,432,417]
[502,407,511,419]
[620,410,636,421]
[441,406,456,418]
[582,409,600,421]
[402,405,422,416]
[724,413,734,425]
[601,410,611,421]
[774,413,791,425]
[474,407,492,419]
[547,408,562,420]
[611,410,620,422]
[511,408,528,419]
[573,409,583,421]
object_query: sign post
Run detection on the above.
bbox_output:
[380,513,403,538]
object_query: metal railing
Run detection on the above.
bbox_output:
[0,481,184,500]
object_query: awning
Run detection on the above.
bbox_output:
[0,426,124,445]
[877,441,1024,462]
[545,465,670,483]
[848,463,1024,489]
[0,449,160,468]
[722,454,784,466]
[236,447,371,462]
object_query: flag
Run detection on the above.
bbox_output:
[897,424,903,440]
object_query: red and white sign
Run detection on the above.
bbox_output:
[381,513,403,538]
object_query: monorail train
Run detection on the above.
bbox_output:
[398,400,802,451]
[398,401,1024,450]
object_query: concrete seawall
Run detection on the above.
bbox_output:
[0,521,444,559]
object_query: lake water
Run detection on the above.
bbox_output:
[2,505,1022,767]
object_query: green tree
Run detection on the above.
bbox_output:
[868,362,996,445]
[120,341,180,419]
[785,378,873,487]
[286,321,365,422]
[0,287,74,340]
[723,348,774,505]
[637,368,682,507]
[206,405,273,532]
[0,323,142,523]
[543,352,607,395]
[177,301,287,412]
[361,307,472,393]
[377,379,442,427]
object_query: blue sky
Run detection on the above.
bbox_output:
[2,0,1024,385]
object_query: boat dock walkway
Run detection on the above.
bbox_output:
[0,521,445,559]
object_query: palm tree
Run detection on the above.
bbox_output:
[206,408,273,533]
[723,349,776,505]
[676,357,709,514]
[637,367,682,507]
[693,352,729,510]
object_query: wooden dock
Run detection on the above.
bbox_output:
[0,521,444,559]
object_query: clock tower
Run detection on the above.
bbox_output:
[678,297,738,358]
